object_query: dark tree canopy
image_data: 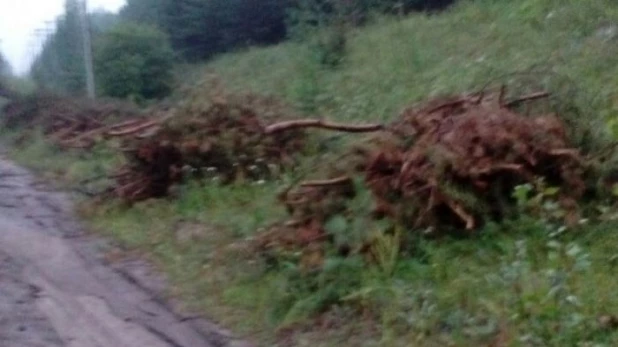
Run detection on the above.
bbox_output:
[119,0,169,28]
[162,0,290,61]
[94,22,175,100]
[31,0,86,94]
[124,0,457,62]
[90,9,120,33]
[117,0,458,63]
[28,0,458,98]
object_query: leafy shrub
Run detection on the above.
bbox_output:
[94,22,175,101]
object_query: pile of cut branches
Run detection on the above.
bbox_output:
[1,93,144,149]
[108,84,309,202]
[264,87,587,260]
[107,76,385,203]
[366,88,584,230]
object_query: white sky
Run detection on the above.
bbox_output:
[0,0,126,75]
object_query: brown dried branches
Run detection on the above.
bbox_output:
[270,87,586,258]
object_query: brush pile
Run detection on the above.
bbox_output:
[366,89,584,230]
[108,84,309,202]
[1,93,144,148]
[266,87,587,256]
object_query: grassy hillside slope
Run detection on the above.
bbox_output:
[201,0,618,125]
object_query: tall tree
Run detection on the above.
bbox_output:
[163,0,223,61]
[218,0,289,47]
[161,0,290,61]
[31,0,86,94]
[94,22,174,100]
[119,0,169,28]
[90,9,120,33]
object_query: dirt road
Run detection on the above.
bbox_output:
[0,157,244,347]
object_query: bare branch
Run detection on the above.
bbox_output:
[300,176,353,188]
[265,119,383,135]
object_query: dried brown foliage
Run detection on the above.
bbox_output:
[266,87,587,259]
[108,82,309,202]
[1,93,144,148]
[364,88,585,231]
[2,85,589,240]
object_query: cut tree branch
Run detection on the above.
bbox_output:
[505,91,550,107]
[265,119,384,135]
[107,120,161,137]
[300,176,353,188]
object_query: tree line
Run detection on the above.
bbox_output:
[119,0,455,61]
[30,0,456,100]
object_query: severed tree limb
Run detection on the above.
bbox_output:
[469,163,524,176]
[426,98,468,114]
[107,118,150,130]
[265,119,384,135]
[300,176,353,188]
[549,148,580,157]
[498,84,507,107]
[549,148,583,164]
[56,126,109,148]
[107,120,161,137]
[505,91,550,107]
[115,177,149,197]
[445,199,476,230]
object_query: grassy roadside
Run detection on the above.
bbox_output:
[8,137,618,346]
[6,0,618,346]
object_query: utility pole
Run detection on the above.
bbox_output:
[78,0,96,99]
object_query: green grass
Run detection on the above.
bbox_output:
[9,135,618,345]
[0,130,119,185]
[200,0,618,125]
[6,0,618,346]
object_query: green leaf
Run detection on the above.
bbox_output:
[543,187,560,196]
[566,244,583,258]
[324,215,348,235]
[513,183,533,206]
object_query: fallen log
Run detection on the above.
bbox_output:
[265,119,384,134]
[300,176,353,188]
[505,91,550,107]
[106,120,161,137]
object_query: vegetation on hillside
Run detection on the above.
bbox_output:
[30,0,458,98]
[31,0,93,94]
[118,0,456,62]
[5,0,618,346]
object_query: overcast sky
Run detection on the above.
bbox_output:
[0,0,126,75]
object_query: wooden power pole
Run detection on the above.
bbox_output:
[78,0,96,99]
